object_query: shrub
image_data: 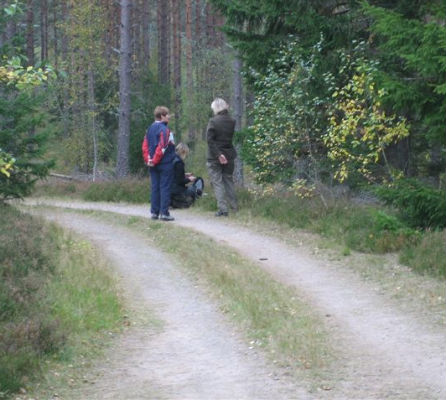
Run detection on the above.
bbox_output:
[375,178,446,229]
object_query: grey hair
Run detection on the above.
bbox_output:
[211,98,229,115]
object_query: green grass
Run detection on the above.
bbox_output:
[400,230,446,279]
[0,205,123,399]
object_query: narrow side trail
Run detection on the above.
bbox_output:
[28,199,445,400]
[34,209,305,400]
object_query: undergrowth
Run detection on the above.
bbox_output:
[0,205,123,398]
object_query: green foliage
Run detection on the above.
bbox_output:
[210,0,355,77]
[324,50,409,183]
[400,230,446,279]
[374,178,446,229]
[0,89,54,201]
[244,37,330,185]
[362,2,446,173]
[0,57,54,89]
[0,149,14,177]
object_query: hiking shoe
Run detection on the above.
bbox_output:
[160,214,175,221]
[151,213,159,220]
[215,210,228,217]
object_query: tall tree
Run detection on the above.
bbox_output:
[26,0,34,65]
[116,0,132,177]
[232,55,244,187]
[40,0,48,61]
[172,0,182,133]
[157,0,169,84]
[142,0,150,69]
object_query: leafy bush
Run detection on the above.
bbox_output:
[244,37,330,185]
[375,179,446,229]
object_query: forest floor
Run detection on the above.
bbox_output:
[22,199,445,400]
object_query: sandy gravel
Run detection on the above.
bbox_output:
[28,199,445,400]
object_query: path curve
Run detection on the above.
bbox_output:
[28,199,446,400]
[36,209,306,400]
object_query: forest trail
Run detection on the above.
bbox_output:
[27,199,445,400]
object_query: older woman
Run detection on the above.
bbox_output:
[170,143,203,208]
[206,98,238,217]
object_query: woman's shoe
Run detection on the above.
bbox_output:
[215,210,228,217]
[160,214,175,221]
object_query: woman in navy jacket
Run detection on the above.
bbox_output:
[170,143,203,208]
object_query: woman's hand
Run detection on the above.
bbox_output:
[218,154,228,164]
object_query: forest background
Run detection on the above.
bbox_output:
[1,1,445,396]
[1,0,445,204]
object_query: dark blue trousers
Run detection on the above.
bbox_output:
[150,162,173,216]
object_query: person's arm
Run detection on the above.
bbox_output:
[174,160,191,186]
[142,134,151,166]
[206,119,222,161]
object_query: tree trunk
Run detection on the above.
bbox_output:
[53,0,59,69]
[205,2,215,47]
[87,65,98,181]
[172,0,182,135]
[232,56,244,187]
[185,0,193,86]
[40,0,49,61]
[142,0,150,69]
[116,0,132,178]
[195,0,201,47]
[61,0,68,64]
[185,0,195,142]
[157,0,169,84]
[26,0,34,65]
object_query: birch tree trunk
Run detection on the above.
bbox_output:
[116,0,132,178]
[232,56,244,187]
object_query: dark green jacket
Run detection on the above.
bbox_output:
[206,110,237,161]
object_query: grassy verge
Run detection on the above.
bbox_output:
[34,177,150,204]
[83,210,334,387]
[33,178,445,279]
[0,205,124,399]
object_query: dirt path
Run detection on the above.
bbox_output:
[28,199,445,399]
[35,209,305,400]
